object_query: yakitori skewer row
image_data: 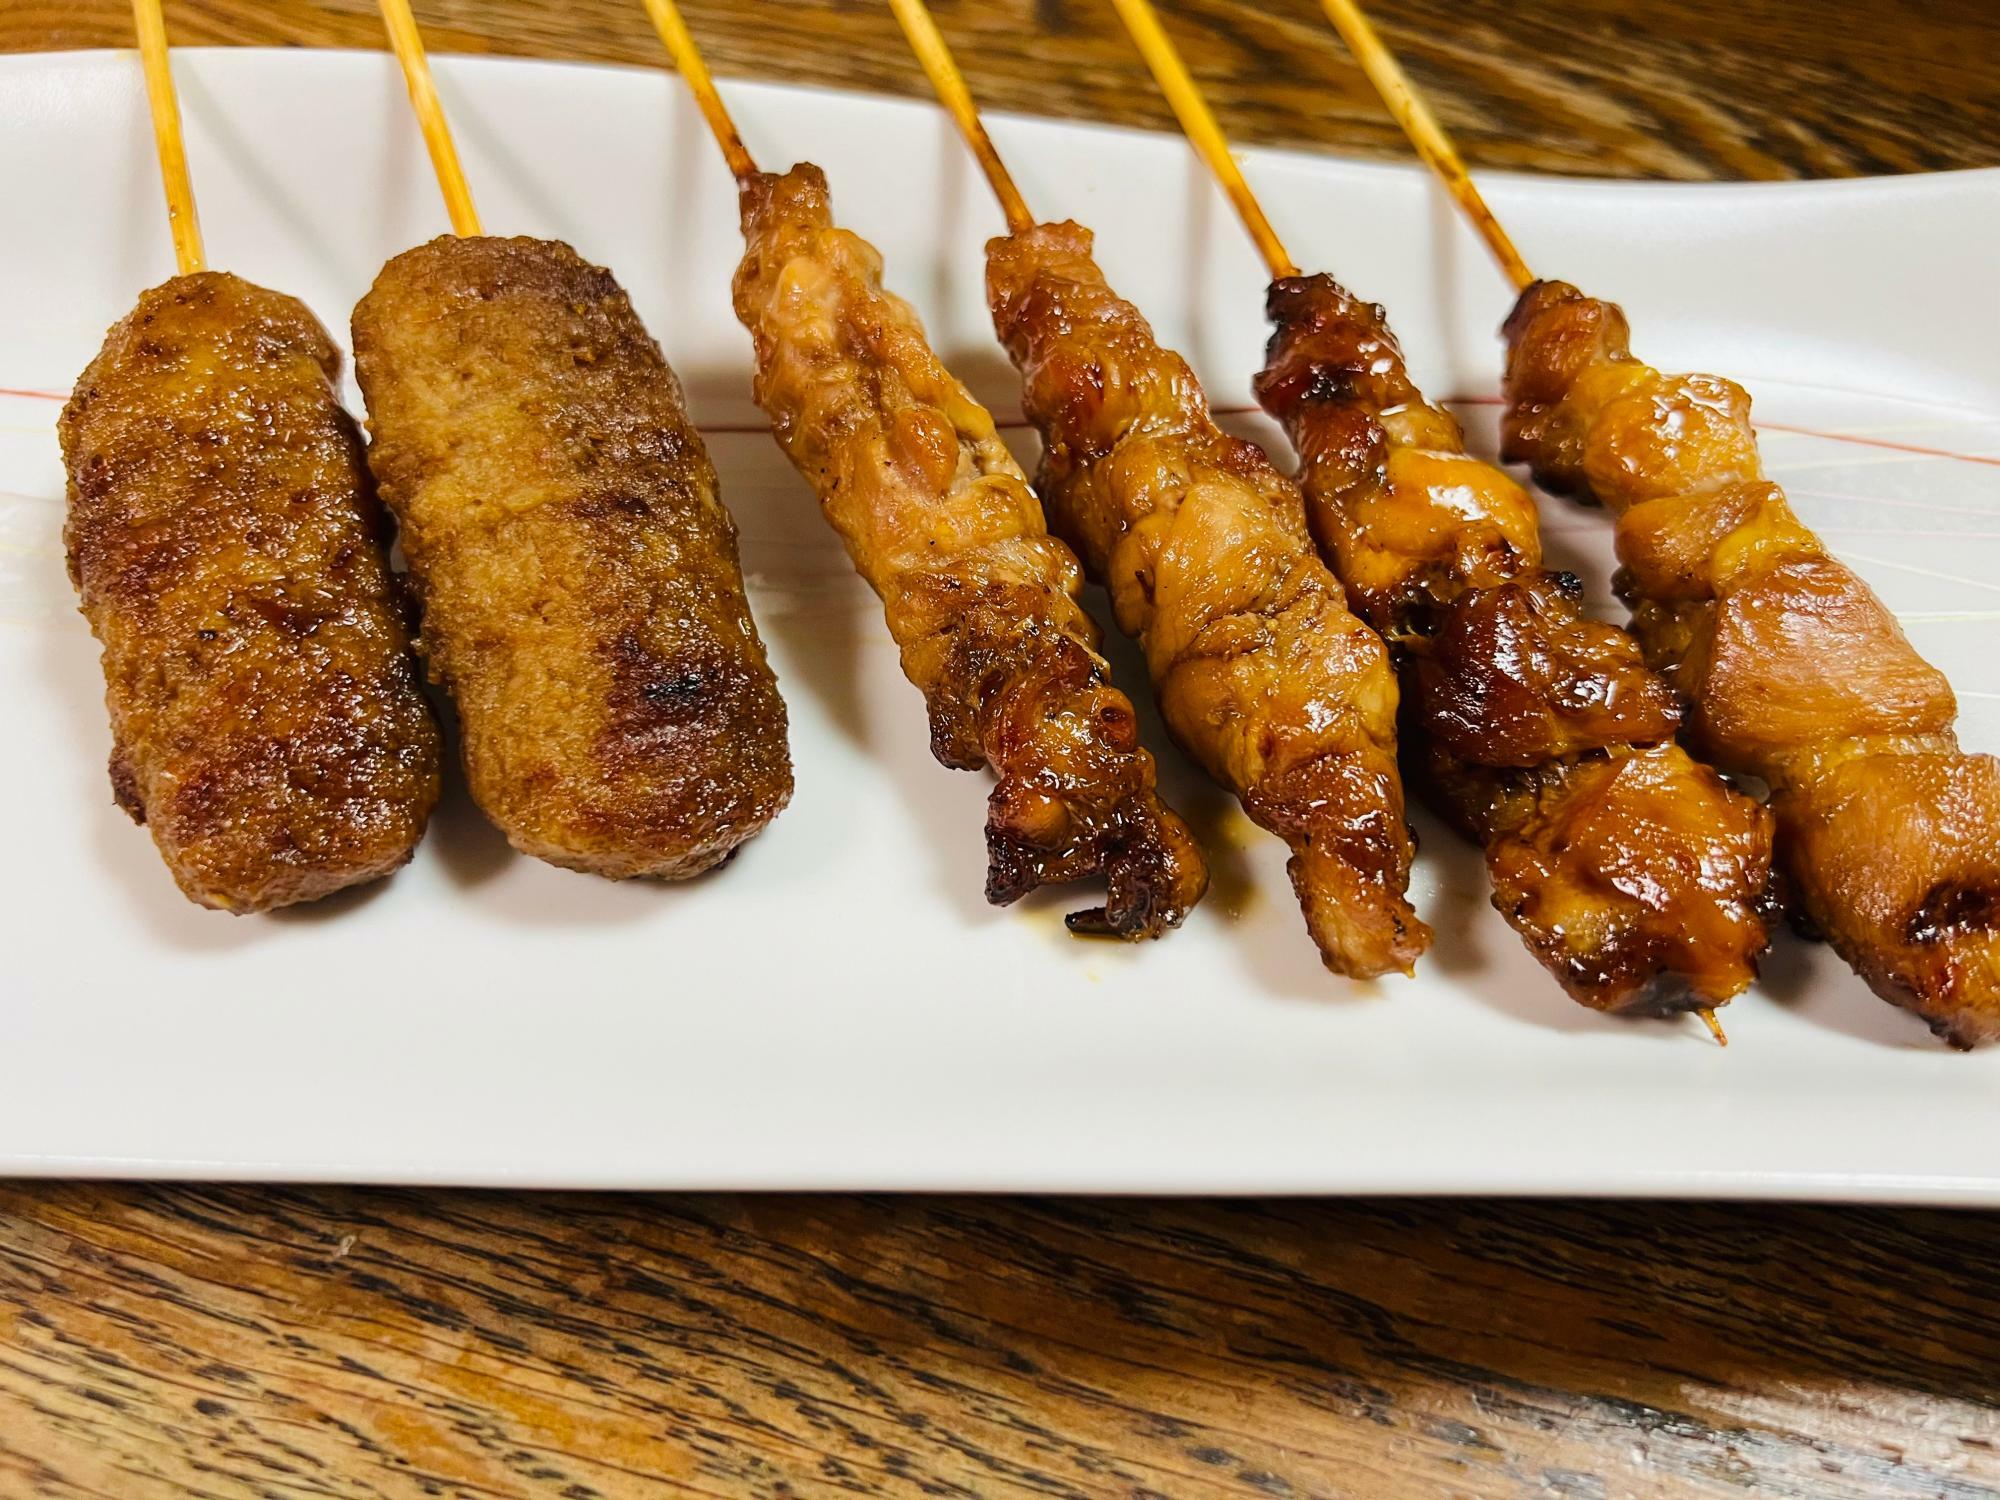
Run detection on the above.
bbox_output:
[61,0,1995,1050]
[1105,0,1775,1032]
[639,0,1208,937]
[1314,0,2000,1044]
[60,0,440,912]
[887,0,1431,979]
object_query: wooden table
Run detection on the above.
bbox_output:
[6,3,1999,1496]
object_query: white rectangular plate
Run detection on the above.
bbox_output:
[5,49,1999,1198]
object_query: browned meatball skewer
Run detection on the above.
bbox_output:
[62,5,439,913]
[63,273,442,912]
[353,236,791,879]
[361,3,791,879]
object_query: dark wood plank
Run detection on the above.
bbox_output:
[5,1187,2000,1498]
[4,0,1998,180]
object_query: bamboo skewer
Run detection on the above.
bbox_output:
[639,0,758,179]
[1105,0,1296,280]
[884,0,1034,235]
[130,0,205,274]
[1313,0,1534,291]
[375,0,482,236]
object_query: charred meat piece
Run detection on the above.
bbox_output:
[60,272,440,912]
[732,166,1203,935]
[1503,279,2000,1044]
[353,236,790,878]
[988,224,1425,978]
[1259,273,1773,1012]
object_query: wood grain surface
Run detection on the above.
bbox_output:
[7,0,2000,181]
[5,1187,2000,1499]
[6,3,2000,1497]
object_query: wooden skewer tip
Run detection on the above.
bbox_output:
[1313,0,1534,291]
[129,0,205,275]
[375,0,483,237]
[639,0,757,180]
[885,0,1034,234]
[1105,0,1296,281]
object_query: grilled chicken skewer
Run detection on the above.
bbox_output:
[639,0,1204,935]
[1501,287,2000,1043]
[60,0,440,912]
[357,0,791,879]
[1318,0,2000,1044]
[890,0,1429,978]
[1107,0,1774,1019]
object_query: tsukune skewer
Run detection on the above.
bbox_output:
[55,0,442,911]
[355,0,793,879]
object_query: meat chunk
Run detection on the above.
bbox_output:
[1412,574,1680,770]
[989,227,1425,978]
[1504,279,2000,1043]
[60,272,440,913]
[1260,272,1773,1011]
[1446,744,1776,1012]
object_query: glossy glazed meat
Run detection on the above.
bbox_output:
[353,236,791,878]
[60,272,440,912]
[988,224,1426,978]
[1259,274,1773,1012]
[732,167,1203,934]
[1503,279,2000,1044]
